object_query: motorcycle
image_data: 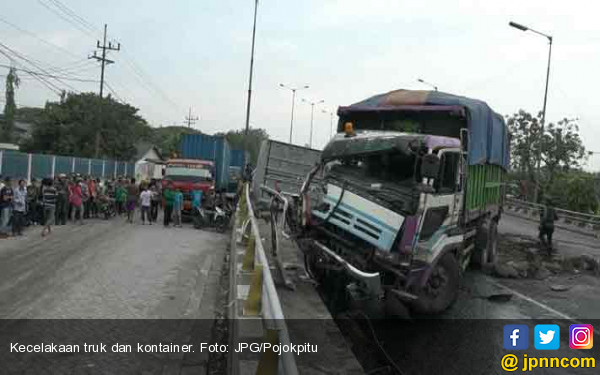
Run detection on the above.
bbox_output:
[193,205,231,233]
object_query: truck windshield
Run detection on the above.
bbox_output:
[325,150,417,186]
[165,167,213,182]
[321,150,420,214]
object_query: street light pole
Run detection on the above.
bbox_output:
[280,84,309,144]
[417,78,438,91]
[244,0,259,138]
[322,109,334,139]
[303,99,324,148]
[509,21,553,204]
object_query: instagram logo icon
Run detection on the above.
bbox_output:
[570,325,593,349]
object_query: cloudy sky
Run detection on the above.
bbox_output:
[1,0,599,165]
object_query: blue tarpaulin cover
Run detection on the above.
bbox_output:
[338,89,510,170]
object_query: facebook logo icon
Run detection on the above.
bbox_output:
[504,325,529,350]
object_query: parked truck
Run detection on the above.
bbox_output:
[268,89,509,315]
[162,158,215,215]
[179,134,231,191]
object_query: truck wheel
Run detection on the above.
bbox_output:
[411,252,459,314]
[215,216,227,233]
[472,220,498,267]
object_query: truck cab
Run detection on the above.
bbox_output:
[162,159,215,213]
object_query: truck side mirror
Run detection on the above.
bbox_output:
[421,154,440,180]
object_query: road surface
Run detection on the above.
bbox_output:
[500,213,600,258]
[0,216,229,373]
[0,217,226,319]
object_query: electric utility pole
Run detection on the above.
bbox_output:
[90,24,120,99]
[89,24,120,157]
[185,107,199,128]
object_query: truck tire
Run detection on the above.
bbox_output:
[472,219,498,267]
[215,216,227,233]
[411,252,459,314]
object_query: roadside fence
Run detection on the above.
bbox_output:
[0,150,135,182]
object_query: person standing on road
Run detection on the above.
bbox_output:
[69,179,84,225]
[162,183,175,227]
[81,177,90,219]
[126,178,139,224]
[0,177,14,238]
[139,187,152,225]
[12,179,27,236]
[173,189,184,227]
[539,198,559,254]
[41,178,57,237]
[150,184,160,223]
[116,181,127,216]
[55,174,69,225]
[89,178,97,218]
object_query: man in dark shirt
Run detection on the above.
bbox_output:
[41,178,58,237]
[539,198,559,255]
[0,177,14,237]
[55,174,69,225]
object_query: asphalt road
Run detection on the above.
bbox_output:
[499,213,600,258]
[0,216,226,319]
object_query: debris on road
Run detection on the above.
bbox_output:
[494,235,600,280]
[550,285,570,292]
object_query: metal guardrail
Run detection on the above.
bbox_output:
[505,197,600,229]
[229,183,298,375]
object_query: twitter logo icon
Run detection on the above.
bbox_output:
[535,325,560,350]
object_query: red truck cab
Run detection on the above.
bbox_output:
[162,159,215,212]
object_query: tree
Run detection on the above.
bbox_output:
[149,126,201,158]
[216,127,269,165]
[545,171,598,213]
[1,67,20,143]
[542,118,586,183]
[506,110,586,201]
[23,92,151,160]
[506,110,541,181]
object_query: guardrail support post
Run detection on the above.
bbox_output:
[256,329,280,375]
[244,264,263,316]
[51,156,56,178]
[27,153,32,184]
[242,236,256,271]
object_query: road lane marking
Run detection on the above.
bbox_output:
[487,278,574,320]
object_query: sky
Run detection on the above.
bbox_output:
[1,0,600,167]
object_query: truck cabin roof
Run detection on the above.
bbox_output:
[321,131,460,161]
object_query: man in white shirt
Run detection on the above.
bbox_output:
[139,188,152,225]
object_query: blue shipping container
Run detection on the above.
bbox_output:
[179,134,231,191]
[230,149,246,168]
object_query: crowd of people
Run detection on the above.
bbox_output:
[0,173,196,239]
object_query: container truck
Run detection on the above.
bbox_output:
[228,149,247,192]
[252,140,322,209]
[179,134,231,191]
[266,89,509,315]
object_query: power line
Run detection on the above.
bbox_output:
[0,41,78,93]
[0,15,82,59]
[0,48,63,95]
[0,63,98,82]
[104,82,124,102]
[120,50,182,112]
[48,0,100,35]
[36,0,97,38]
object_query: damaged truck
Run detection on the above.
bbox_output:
[264,89,509,315]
